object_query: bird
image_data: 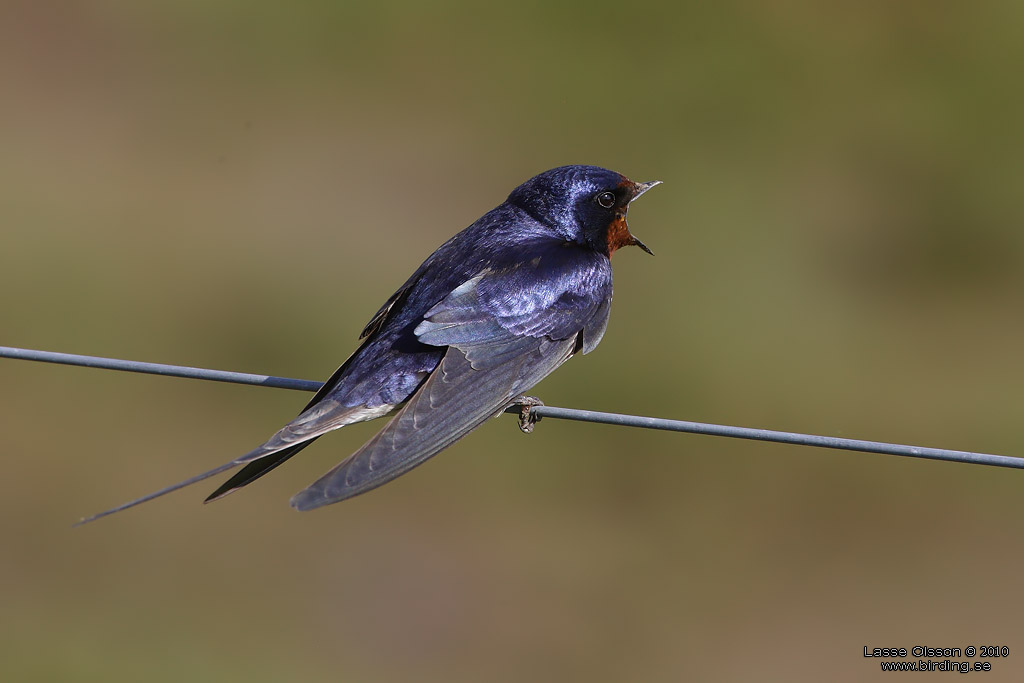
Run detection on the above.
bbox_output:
[79,165,659,524]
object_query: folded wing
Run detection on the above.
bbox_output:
[290,247,612,510]
[290,334,577,510]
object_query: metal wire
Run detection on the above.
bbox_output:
[0,346,321,392]
[2,345,1020,470]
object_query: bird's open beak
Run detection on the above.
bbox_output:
[629,180,662,202]
[626,180,661,255]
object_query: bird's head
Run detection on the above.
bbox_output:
[507,165,660,257]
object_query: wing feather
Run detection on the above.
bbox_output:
[415,245,612,352]
[290,334,577,510]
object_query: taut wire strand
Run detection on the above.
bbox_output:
[0,346,321,392]
[2,345,1019,470]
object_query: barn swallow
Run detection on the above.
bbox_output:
[80,165,659,523]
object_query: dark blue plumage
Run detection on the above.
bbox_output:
[80,165,659,523]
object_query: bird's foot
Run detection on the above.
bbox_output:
[511,395,545,434]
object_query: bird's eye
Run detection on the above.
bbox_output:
[595,191,616,209]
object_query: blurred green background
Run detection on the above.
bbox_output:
[2,1,1023,681]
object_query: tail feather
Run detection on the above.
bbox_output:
[77,402,392,525]
[76,334,401,525]
[204,438,320,503]
[75,458,244,526]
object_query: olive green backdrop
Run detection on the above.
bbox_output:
[2,2,1023,681]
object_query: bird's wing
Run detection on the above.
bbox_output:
[290,334,577,510]
[290,250,611,510]
[415,241,612,351]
